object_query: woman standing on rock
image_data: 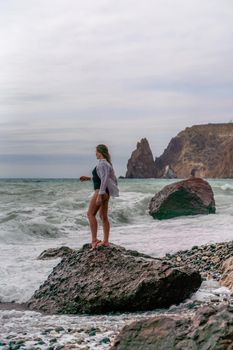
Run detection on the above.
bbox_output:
[80,144,119,249]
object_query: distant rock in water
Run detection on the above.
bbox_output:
[149,177,216,220]
[27,244,201,314]
[126,138,157,178]
[155,123,233,178]
[111,304,233,350]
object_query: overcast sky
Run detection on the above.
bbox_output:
[0,0,233,178]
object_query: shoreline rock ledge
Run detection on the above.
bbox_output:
[111,304,233,350]
[27,244,201,314]
[149,177,216,220]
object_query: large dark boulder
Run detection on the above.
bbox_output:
[149,177,216,220]
[27,244,201,314]
[112,304,233,350]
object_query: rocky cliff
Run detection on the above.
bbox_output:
[126,123,233,178]
[155,123,233,178]
[126,138,157,178]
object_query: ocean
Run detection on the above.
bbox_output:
[0,178,233,349]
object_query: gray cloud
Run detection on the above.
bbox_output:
[0,0,233,177]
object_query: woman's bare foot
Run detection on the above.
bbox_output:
[91,239,101,250]
[97,241,110,247]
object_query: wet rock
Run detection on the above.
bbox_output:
[36,340,46,345]
[100,337,111,344]
[38,246,75,260]
[54,327,64,333]
[163,240,233,281]
[88,330,96,337]
[164,242,228,280]
[111,304,233,350]
[49,338,57,344]
[220,257,233,292]
[149,177,216,220]
[27,244,201,314]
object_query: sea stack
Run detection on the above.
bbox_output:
[126,138,156,178]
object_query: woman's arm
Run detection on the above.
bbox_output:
[80,176,91,182]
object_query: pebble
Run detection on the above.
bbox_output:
[99,337,111,344]
[164,240,233,281]
[49,338,57,344]
[55,327,64,333]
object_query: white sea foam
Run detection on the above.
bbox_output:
[0,307,184,350]
[220,184,233,191]
[191,280,231,303]
[0,178,233,345]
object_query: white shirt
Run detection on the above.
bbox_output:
[96,159,119,197]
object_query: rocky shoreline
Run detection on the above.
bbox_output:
[1,240,233,350]
[164,239,233,281]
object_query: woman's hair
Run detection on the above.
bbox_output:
[96,144,112,164]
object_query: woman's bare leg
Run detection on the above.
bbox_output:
[87,191,101,249]
[99,195,110,246]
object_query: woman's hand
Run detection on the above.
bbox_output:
[80,176,91,182]
[96,193,108,206]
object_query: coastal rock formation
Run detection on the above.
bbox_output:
[27,244,201,314]
[220,257,233,292]
[163,165,177,179]
[111,304,233,350]
[126,138,156,178]
[125,123,233,178]
[155,123,233,178]
[37,246,74,260]
[149,177,216,220]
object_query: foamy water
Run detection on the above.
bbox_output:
[0,178,233,348]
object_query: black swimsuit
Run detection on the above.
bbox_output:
[92,167,101,190]
[92,167,109,194]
